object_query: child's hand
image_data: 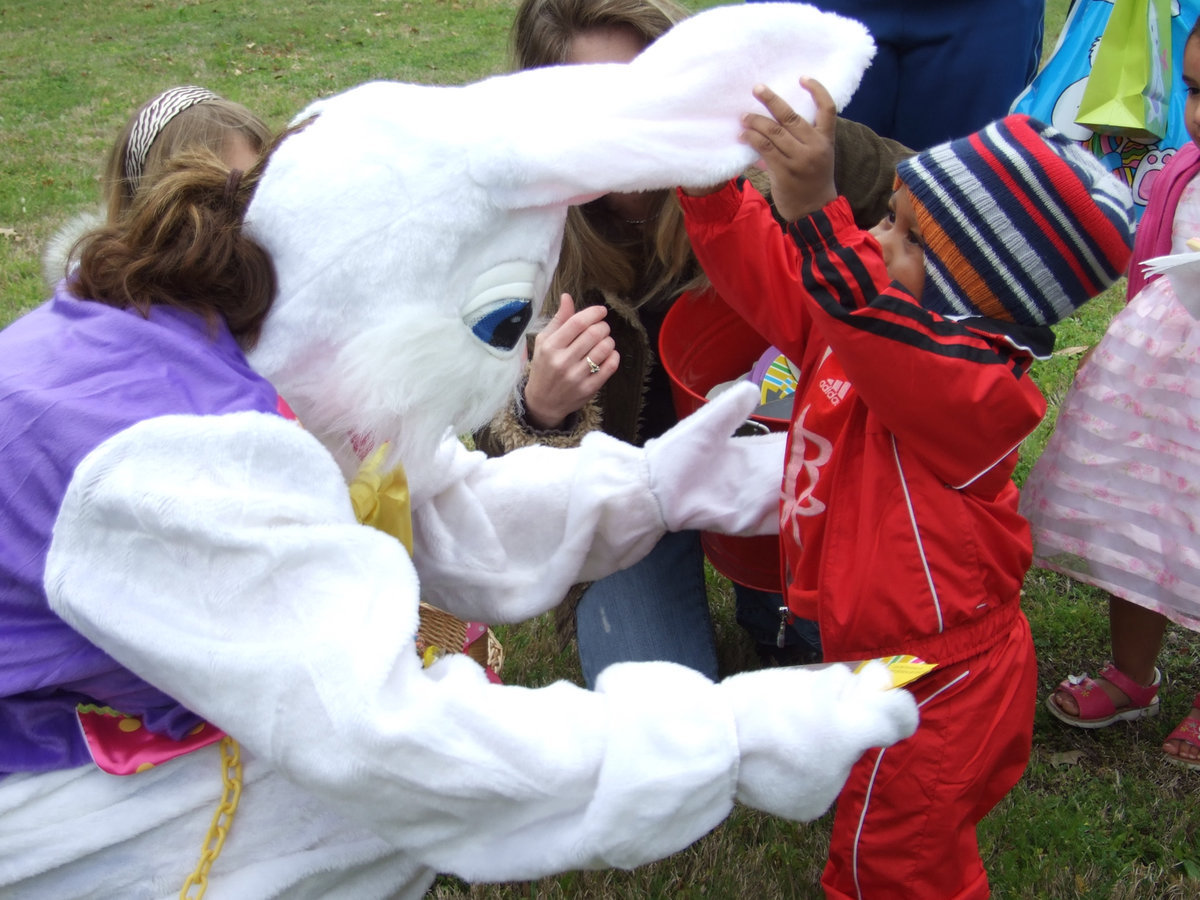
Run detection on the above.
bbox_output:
[522,293,618,431]
[741,77,837,223]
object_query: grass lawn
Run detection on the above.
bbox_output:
[2,0,1197,897]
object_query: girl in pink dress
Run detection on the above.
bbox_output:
[1019,21,1200,769]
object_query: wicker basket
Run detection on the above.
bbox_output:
[417,602,504,677]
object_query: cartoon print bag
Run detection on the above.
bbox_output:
[1011,0,1115,134]
[1012,0,1200,218]
[1075,0,1171,141]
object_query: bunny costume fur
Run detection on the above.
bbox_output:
[0,5,917,897]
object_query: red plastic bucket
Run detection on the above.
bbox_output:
[659,289,785,593]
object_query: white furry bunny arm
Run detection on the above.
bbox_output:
[43,412,732,877]
[402,429,667,624]
[406,383,780,624]
[43,411,913,880]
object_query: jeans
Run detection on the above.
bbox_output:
[575,529,718,688]
[733,583,822,664]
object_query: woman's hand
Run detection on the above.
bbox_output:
[740,77,838,223]
[523,293,619,431]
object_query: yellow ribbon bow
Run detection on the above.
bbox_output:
[348,441,413,556]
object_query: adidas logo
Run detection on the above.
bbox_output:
[819,377,850,406]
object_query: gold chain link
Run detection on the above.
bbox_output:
[179,736,243,899]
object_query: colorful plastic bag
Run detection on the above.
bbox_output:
[1011,0,1200,218]
[1075,0,1171,141]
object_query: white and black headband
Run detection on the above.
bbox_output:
[124,85,220,188]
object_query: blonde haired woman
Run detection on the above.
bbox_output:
[476,0,911,685]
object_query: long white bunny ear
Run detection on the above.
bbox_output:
[471,2,874,209]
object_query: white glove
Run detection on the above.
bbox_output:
[720,661,919,821]
[643,381,784,535]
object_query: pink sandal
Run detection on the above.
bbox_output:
[1045,663,1161,729]
[1163,693,1200,770]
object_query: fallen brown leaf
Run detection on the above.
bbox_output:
[1050,749,1085,766]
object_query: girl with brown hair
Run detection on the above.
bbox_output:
[43,86,272,284]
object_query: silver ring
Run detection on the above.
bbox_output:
[585,355,601,374]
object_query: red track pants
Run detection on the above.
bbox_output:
[821,614,1036,899]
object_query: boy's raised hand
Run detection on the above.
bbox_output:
[741,77,838,223]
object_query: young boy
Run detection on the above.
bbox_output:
[679,81,1135,899]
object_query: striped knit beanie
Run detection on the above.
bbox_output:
[894,114,1134,327]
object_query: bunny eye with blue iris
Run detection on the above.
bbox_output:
[463,261,540,355]
[467,298,532,351]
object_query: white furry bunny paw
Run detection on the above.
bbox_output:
[643,381,784,536]
[720,660,919,821]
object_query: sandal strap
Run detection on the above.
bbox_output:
[1055,673,1119,720]
[1166,715,1200,749]
[1098,663,1160,707]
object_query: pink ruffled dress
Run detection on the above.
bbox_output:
[1019,173,1200,632]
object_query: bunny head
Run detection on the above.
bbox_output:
[245,2,873,479]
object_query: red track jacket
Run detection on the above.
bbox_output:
[681,182,1049,666]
